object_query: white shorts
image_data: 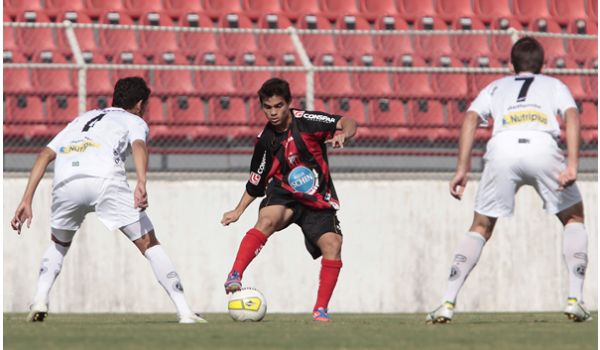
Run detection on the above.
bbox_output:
[51,177,154,239]
[474,131,582,217]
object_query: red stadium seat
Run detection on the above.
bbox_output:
[314,53,355,97]
[145,96,166,125]
[530,18,567,63]
[178,13,219,61]
[273,53,307,96]
[550,57,581,68]
[99,12,139,59]
[375,15,413,61]
[586,73,597,99]
[297,14,336,60]
[414,16,452,62]
[4,24,18,53]
[204,0,243,20]
[207,97,248,127]
[330,98,365,122]
[368,98,407,125]
[163,0,204,18]
[48,96,79,123]
[195,53,237,96]
[281,0,321,20]
[57,12,96,56]
[393,55,434,99]
[124,0,164,19]
[567,19,598,64]
[320,0,360,21]
[579,101,598,128]
[82,52,113,95]
[335,15,375,61]
[257,14,295,59]
[431,59,469,100]
[396,0,436,23]
[16,11,57,57]
[447,99,472,126]
[553,75,588,100]
[435,0,474,23]
[217,13,258,59]
[512,0,552,25]
[235,53,273,96]
[86,96,110,110]
[468,56,505,96]
[408,99,457,140]
[112,51,150,82]
[153,53,196,96]
[473,0,512,24]
[451,17,490,64]
[84,0,125,18]
[359,0,398,22]
[4,95,45,123]
[168,96,205,124]
[354,55,394,97]
[490,18,524,63]
[32,51,75,95]
[3,50,27,63]
[587,0,598,21]
[243,0,283,21]
[550,0,588,25]
[4,0,44,17]
[139,12,179,59]
[45,0,87,17]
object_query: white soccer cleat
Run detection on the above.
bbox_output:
[426,302,455,324]
[178,313,208,324]
[564,298,592,322]
[26,301,49,322]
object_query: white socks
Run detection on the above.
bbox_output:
[144,245,193,316]
[563,222,588,302]
[33,242,70,304]
[442,232,487,304]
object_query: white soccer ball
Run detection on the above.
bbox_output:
[228,287,267,322]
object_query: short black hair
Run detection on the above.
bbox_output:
[111,76,151,109]
[510,36,544,74]
[258,77,292,103]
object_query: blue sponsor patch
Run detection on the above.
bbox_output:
[288,166,318,194]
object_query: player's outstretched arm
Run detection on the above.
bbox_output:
[450,111,479,200]
[131,140,149,210]
[558,107,580,191]
[325,117,358,148]
[221,191,256,226]
[11,147,56,234]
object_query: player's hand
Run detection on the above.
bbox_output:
[325,133,346,149]
[10,201,32,235]
[558,166,577,191]
[449,171,468,200]
[221,209,242,226]
[134,181,148,211]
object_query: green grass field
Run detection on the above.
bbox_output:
[4,312,597,350]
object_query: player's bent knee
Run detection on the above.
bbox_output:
[50,228,76,247]
[133,230,159,254]
[255,218,278,236]
[318,233,343,255]
[557,202,585,226]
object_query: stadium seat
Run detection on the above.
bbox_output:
[4,0,44,18]
[48,96,79,123]
[163,0,204,19]
[320,0,360,21]
[330,98,365,122]
[124,0,164,19]
[393,55,434,99]
[178,13,219,61]
[354,55,395,97]
[112,51,150,82]
[431,58,469,100]
[168,96,205,125]
[84,0,125,18]
[553,75,588,100]
[195,53,237,96]
[217,13,258,59]
[414,16,453,62]
[567,19,598,64]
[473,0,512,24]
[530,18,567,63]
[273,53,307,96]
[550,0,588,25]
[243,0,283,21]
[153,53,196,96]
[579,101,598,128]
[585,70,597,99]
[490,18,524,63]
[368,98,407,125]
[57,12,96,57]
[297,14,336,60]
[45,0,87,17]
[145,96,166,125]
[206,97,249,139]
[407,99,457,140]
[396,0,436,23]
[512,0,552,25]
[451,17,491,64]
[468,56,505,97]
[375,15,413,61]
[551,57,580,69]
[335,15,376,61]
[82,52,113,95]
[447,99,472,126]
[16,11,57,57]
[359,0,398,22]
[587,0,598,21]
[4,95,45,123]
[281,0,321,20]
[86,95,110,110]
[204,0,243,20]
[293,97,327,112]
[139,12,179,60]
[32,50,76,95]
[235,53,273,97]
[99,12,139,59]
[257,14,295,60]
[435,0,474,24]
[3,50,26,63]
[4,24,18,53]
[314,53,355,97]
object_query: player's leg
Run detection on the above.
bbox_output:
[313,231,343,322]
[225,204,295,293]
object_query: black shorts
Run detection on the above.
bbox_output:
[260,192,342,259]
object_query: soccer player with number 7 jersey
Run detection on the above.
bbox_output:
[426,37,591,323]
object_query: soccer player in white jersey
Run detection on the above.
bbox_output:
[426,37,591,323]
[10,77,206,324]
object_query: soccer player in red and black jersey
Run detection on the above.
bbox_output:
[221,78,357,322]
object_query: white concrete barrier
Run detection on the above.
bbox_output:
[4,174,597,313]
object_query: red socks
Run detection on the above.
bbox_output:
[314,258,343,311]
[231,228,268,277]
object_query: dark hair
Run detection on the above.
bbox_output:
[258,77,292,103]
[510,36,544,74]
[111,76,151,109]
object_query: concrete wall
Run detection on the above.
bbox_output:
[4,174,597,314]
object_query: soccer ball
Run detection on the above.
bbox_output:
[227,287,267,322]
